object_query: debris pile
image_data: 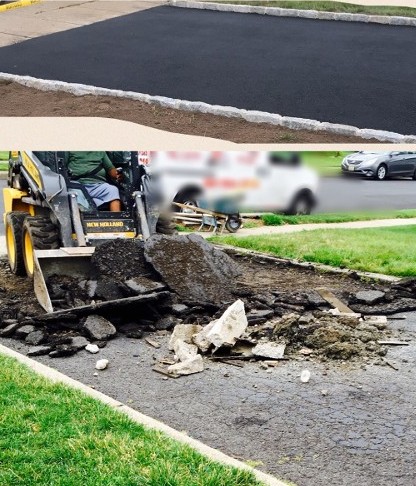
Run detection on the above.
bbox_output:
[0,239,414,370]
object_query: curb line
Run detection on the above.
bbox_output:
[0,343,287,486]
[216,244,401,283]
[1,72,415,143]
[0,0,40,13]
[169,1,416,27]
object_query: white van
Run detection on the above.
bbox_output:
[144,151,319,215]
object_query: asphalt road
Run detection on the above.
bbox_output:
[0,177,416,239]
[1,310,415,486]
[0,6,415,134]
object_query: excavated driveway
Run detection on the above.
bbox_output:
[1,311,415,486]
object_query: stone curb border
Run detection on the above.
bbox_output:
[217,244,401,283]
[0,343,287,486]
[169,1,416,27]
[0,0,41,13]
[1,72,415,143]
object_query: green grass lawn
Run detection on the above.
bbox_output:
[301,151,348,176]
[0,151,9,171]
[213,225,416,276]
[0,355,263,486]
[203,1,416,17]
[261,209,416,226]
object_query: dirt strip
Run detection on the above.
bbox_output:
[0,81,380,143]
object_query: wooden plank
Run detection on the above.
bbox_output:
[315,287,355,314]
[42,291,170,319]
[145,337,161,349]
[152,365,179,378]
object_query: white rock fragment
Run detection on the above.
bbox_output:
[192,320,216,353]
[95,359,109,370]
[174,339,199,362]
[85,343,100,354]
[167,355,204,376]
[364,315,388,328]
[205,299,248,349]
[300,369,311,383]
[328,308,361,318]
[252,342,286,360]
[168,324,203,351]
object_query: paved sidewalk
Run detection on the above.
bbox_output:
[0,0,164,46]
[201,217,416,238]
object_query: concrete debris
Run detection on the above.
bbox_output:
[167,354,204,376]
[355,290,386,305]
[83,315,117,341]
[169,324,203,350]
[252,342,286,360]
[247,309,274,323]
[95,359,109,370]
[145,337,161,349]
[49,344,78,358]
[25,330,46,346]
[144,234,240,302]
[364,315,388,329]
[174,339,199,362]
[171,303,190,316]
[192,320,216,353]
[124,277,166,295]
[300,369,311,383]
[205,300,248,349]
[119,322,143,338]
[321,389,328,396]
[27,345,52,356]
[14,325,36,339]
[0,321,22,337]
[71,335,90,350]
[85,343,100,354]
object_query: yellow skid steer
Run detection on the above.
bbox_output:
[3,151,174,313]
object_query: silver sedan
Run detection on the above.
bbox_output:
[341,151,416,180]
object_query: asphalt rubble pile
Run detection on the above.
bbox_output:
[0,235,414,374]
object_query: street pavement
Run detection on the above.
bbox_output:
[0,5,415,134]
[1,176,416,250]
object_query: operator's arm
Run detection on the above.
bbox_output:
[102,152,123,182]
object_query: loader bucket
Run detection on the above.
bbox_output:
[34,248,96,313]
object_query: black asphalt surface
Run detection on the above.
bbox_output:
[0,6,415,134]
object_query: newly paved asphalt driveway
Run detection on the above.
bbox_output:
[0,6,415,134]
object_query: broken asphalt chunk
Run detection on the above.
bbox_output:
[83,315,117,341]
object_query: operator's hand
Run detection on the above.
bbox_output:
[108,167,123,182]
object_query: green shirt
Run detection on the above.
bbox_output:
[67,152,114,184]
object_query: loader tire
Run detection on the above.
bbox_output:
[22,217,60,278]
[5,211,28,276]
[156,214,177,235]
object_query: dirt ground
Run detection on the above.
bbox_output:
[1,251,416,485]
[0,81,381,144]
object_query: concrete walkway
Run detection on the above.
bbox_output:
[198,217,416,238]
[0,0,164,46]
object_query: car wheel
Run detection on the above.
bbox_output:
[286,192,313,216]
[375,164,387,181]
[412,169,416,181]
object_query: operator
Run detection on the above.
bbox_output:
[67,151,122,212]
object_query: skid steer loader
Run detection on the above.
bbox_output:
[3,151,174,313]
